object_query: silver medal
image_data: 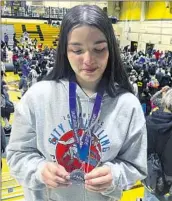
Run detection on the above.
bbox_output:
[70,169,85,184]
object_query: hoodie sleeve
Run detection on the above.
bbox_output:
[101,96,147,199]
[6,91,47,190]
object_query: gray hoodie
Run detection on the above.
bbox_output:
[7,80,147,201]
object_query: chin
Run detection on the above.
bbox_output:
[84,77,102,84]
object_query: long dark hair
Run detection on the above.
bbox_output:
[46,5,133,97]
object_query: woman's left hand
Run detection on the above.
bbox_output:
[84,166,113,193]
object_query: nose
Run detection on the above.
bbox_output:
[83,51,95,66]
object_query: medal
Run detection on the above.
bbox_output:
[55,78,104,184]
[70,169,85,184]
[69,81,103,164]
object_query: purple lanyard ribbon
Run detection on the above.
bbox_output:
[69,81,103,162]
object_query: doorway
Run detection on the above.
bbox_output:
[130,41,138,52]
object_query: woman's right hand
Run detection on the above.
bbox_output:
[41,162,71,188]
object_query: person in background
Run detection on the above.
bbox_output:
[4,33,9,47]
[27,65,38,87]
[12,52,19,74]
[160,71,172,88]
[150,86,170,110]
[7,48,13,63]
[1,61,6,75]
[33,38,37,49]
[18,72,28,97]
[129,75,138,97]
[21,58,30,77]
[144,89,172,201]
[1,71,12,133]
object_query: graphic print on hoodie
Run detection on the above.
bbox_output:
[55,129,101,173]
[48,84,111,173]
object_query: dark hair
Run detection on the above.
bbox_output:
[46,5,133,97]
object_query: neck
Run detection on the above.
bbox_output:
[76,76,100,96]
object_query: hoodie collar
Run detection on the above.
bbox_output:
[59,78,123,101]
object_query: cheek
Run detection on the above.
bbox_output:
[100,52,109,66]
[68,53,83,67]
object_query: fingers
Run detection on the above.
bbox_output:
[47,162,69,178]
[85,173,112,185]
[55,175,71,185]
[41,162,71,188]
[46,179,59,188]
[85,166,110,180]
[84,166,113,193]
[43,169,70,185]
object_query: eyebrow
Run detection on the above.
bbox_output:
[68,40,107,46]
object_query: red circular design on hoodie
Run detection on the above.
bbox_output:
[55,129,101,173]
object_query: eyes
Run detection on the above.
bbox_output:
[70,47,107,55]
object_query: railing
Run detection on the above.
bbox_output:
[1,5,69,20]
[1,5,117,24]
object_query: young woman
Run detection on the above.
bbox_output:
[7,5,147,201]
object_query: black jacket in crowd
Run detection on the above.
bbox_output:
[146,109,172,155]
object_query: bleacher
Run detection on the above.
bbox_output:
[1,159,24,201]
[13,23,60,48]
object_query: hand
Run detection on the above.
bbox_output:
[41,162,71,188]
[84,166,113,193]
[161,86,170,93]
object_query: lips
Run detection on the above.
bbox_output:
[82,68,97,73]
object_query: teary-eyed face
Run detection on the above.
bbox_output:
[67,25,109,86]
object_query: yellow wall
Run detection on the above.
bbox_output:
[146,1,172,20]
[1,18,45,24]
[1,0,5,6]
[119,2,141,21]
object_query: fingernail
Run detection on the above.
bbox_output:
[65,175,70,180]
[84,174,88,179]
[85,180,88,185]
